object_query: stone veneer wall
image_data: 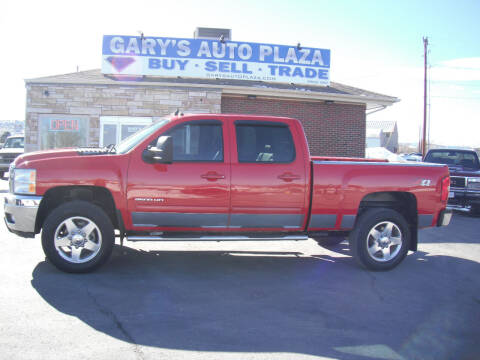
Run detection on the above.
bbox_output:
[25,83,222,152]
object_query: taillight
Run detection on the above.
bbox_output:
[441,176,450,202]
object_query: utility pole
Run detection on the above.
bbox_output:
[422,36,429,156]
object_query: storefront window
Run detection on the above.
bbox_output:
[100,116,153,147]
[121,124,146,141]
[102,124,117,147]
[39,115,89,150]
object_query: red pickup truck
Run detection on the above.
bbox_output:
[5,114,452,273]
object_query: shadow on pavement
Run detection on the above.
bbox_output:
[419,212,480,244]
[31,244,480,360]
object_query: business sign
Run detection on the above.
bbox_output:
[102,35,330,86]
[49,118,80,132]
[39,115,89,150]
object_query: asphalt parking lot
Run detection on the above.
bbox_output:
[0,178,479,360]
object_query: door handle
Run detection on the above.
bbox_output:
[201,172,225,181]
[278,173,301,182]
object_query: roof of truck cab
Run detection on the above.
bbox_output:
[168,113,301,124]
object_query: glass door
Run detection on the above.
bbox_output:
[100,116,153,147]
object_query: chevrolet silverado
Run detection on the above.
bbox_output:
[5,114,451,272]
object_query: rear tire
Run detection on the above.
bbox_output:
[349,208,410,271]
[41,201,115,273]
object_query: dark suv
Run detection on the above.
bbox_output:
[424,149,480,215]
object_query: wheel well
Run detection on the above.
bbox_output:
[358,192,418,251]
[35,186,119,233]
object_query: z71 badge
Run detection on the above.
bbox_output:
[420,179,432,186]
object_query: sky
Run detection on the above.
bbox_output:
[1,0,479,148]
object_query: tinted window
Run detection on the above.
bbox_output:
[165,122,223,162]
[236,124,295,163]
[425,150,479,168]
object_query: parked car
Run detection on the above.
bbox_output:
[366,147,406,162]
[0,134,24,178]
[0,131,11,148]
[400,152,423,162]
[5,114,451,273]
[424,148,480,215]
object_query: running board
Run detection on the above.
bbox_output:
[126,235,309,242]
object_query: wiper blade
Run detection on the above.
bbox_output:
[105,143,117,153]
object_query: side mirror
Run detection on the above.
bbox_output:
[148,136,173,163]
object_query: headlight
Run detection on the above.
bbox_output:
[13,169,36,195]
[8,164,15,193]
[467,177,480,191]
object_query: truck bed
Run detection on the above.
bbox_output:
[308,158,450,231]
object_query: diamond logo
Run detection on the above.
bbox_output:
[106,56,135,72]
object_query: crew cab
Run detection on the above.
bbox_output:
[5,114,451,273]
[424,148,480,215]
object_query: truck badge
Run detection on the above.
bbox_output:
[420,179,432,186]
[134,197,165,202]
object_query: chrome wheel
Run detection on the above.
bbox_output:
[366,221,402,262]
[54,216,102,264]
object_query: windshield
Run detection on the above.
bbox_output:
[116,119,170,154]
[424,150,480,169]
[3,137,24,149]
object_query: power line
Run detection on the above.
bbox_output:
[431,64,480,70]
[430,81,480,87]
[431,95,480,100]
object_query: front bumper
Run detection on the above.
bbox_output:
[4,193,42,237]
[0,157,18,171]
[447,188,480,211]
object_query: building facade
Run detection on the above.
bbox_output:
[25,70,397,157]
[366,120,399,153]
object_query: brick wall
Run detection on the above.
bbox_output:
[221,96,366,157]
[25,84,222,152]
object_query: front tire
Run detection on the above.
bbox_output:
[470,205,480,217]
[41,201,115,273]
[349,208,410,271]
